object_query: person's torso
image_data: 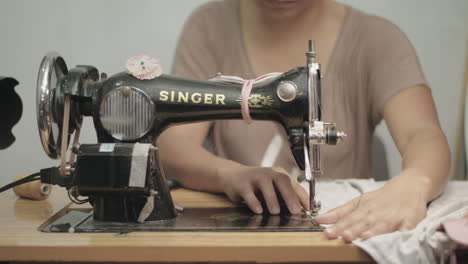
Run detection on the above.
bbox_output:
[204,0,375,179]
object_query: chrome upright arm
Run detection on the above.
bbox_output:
[305,40,346,216]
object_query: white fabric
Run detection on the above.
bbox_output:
[300,179,468,264]
[260,134,283,167]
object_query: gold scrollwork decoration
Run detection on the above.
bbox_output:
[237,94,274,108]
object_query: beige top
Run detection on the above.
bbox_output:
[171,0,427,179]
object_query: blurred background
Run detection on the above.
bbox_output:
[0,0,467,185]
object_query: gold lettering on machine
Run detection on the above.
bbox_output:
[159,90,226,105]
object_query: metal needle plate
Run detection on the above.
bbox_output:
[42,207,324,233]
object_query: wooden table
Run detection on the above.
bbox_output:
[0,188,373,263]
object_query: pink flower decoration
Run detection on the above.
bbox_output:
[126,55,162,80]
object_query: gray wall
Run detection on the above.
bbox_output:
[0,0,467,185]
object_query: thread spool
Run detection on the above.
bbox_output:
[13,174,51,200]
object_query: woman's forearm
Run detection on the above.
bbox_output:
[161,145,242,193]
[157,122,237,193]
[382,85,451,203]
[395,127,450,202]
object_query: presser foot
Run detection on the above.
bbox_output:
[310,200,321,217]
[288,208,320,226]
[300,201,321,219]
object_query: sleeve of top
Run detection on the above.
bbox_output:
[365,16,428,126]
[171,4,220,80]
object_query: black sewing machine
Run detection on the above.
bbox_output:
[37,41,345,227]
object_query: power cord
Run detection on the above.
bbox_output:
[0,166,72,194]
[0,172,40,193]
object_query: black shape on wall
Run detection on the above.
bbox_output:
[0,77,22,150]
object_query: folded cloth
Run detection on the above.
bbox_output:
[300,178,383,213]
[301,179,468,264]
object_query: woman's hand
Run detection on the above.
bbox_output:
[315,170,430,242]
[218,166,308,215]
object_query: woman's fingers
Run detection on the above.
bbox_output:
[321,190,425,241]
[316,197,360,224]
[360,221,396,240]
[326,209,369,241]
[272,173,302,214]
[341,220,370,243]
[293,180,310,211]
[256,177,281,214]
[226,166,308,215]
[241,190,263,214]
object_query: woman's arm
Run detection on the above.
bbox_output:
[383,85,450,202]
[315,84,450,241]
[158,122,308,215]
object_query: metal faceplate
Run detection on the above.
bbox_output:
[99,86,155,141]
[36,52,68,159]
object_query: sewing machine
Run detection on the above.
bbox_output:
[36,41,345,228]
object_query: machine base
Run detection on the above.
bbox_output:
[41,207,323,233]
